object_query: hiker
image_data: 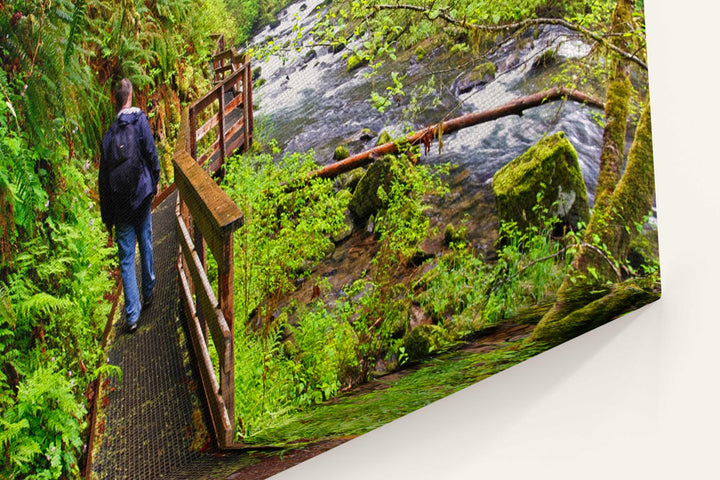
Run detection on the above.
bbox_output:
[99,78,160,333]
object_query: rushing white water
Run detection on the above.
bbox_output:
[248,2,605,203]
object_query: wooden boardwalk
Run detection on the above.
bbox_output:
[90,192,252,479]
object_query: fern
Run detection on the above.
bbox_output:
[18,292,73,319]
[63,0,88,68]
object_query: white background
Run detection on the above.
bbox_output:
[272,0,720,478]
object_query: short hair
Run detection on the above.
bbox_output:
[114,78,132,110]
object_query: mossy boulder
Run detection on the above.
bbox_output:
[252,66,262,81]
[492,132,590,232]
[376,130,393,146]
[349,154,412,223]
[444,223,468,245]
[347,54,367,72]
[402,324,442,362]
[334,145,350,161]
[334,167,365,193]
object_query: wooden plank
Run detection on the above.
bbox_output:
[243,64,251,153]
[246,61,254,149]
[175,206,232,367]
[219,83,226,163]
[224,131,245,157]
[215,63,234,75]
[224,94,244,116]
[173,149,243,260]
[212,48,234,63]
[181,270,233,447]
[194,85,223,114]
[196,112,220,142]
[224,121,245,147]
[222,66,245,91]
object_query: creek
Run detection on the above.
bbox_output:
[248,0,605,258]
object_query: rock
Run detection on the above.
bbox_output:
[531,49,557,71]
[330,41,345,54]
[334,167,365,193]
[332,209,354,243]
[444,223,468,245]
[492,131,590,232]
[304,48,318,63]
[456,62,496,95]
[360,128,375,141]
[376,130,393,146]
[348,154,413,223]
[347,54,367,72]
[627,228,659,271]
[402,324,440,361]
[334,145,350,161]
[252,66,262,81]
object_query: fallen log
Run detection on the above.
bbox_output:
[308,87,604,180]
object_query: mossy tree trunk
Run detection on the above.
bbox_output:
[530,0,659,346]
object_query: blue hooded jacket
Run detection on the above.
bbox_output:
[99,107,160,227]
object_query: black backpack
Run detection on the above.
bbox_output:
[107,116,143,203]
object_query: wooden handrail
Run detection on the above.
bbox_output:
[174,107,244,449]
[173,46,254,448]
[189,57,253,172]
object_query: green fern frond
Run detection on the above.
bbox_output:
[63,0,88,67]
[0,282,16,327]
[18,292,73,318]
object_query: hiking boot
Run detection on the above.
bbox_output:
[128,321,139,333]
[142,292,153,310]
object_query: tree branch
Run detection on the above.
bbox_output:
[371,4,648,70]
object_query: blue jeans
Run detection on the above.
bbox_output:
[116,202,155,327]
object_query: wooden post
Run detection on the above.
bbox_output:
[218,85,226,165]
[194,221,208,344]
[246,60,253,150]
[189,106,198,160]
[242,63,251,153]
[218,230,235,430]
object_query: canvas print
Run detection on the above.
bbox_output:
[0,0,659,478]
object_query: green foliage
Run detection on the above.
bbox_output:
[0,0,231,476]
[417,199,572,338]
[0,366,87,479]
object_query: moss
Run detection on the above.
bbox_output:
[492,131,590,232]
[347,54,367,72]
[531,49,556,70]
[334,167,365,192]
[471,61,496,81]
[376,130,393,146]
[443,223,467,245]
[594,68,632,209]
[531,281,659,346]
[251,66,262,81]
[334,144,350,161]
[627,231,656,271]
[607,103,655,260]
[414,45,426,61]
[402,324,442,362]
[360,128,375,140]
[348,154,412,222]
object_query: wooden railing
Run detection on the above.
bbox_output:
[190,52,253,172]
[173,51,253,449]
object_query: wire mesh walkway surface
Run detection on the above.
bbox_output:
[92,192,252,480]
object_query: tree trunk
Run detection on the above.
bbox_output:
[530,0,660,346]
[530,281,659,346]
